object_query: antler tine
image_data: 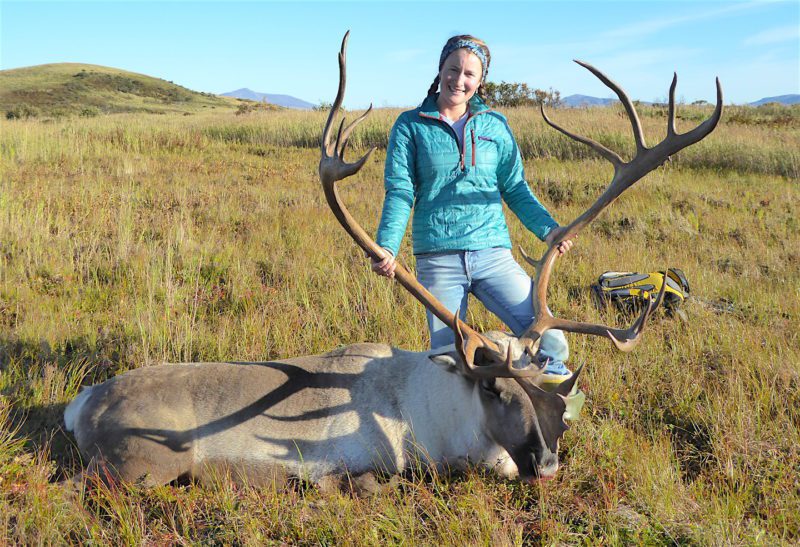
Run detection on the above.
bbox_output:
[606,270,669,350]
[518,244,543,271]
[575,59,647,152]
[669,77,723,149]
[453,310,484,372]
[335,116,346,155]
[319,32,503,357]
[338,105,373,157]
[541,104,624,168]
[667,73,678,137]
[321,33,348,157]
[667,75,723,146]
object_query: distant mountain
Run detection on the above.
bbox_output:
[0,63,237,118]
[222,88,315,110]
[561,94,619,108]
[561,92,800,108]
[749,94,800,106]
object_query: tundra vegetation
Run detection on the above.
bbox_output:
[0,99,798,544]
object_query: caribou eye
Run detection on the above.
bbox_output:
[479,379,499,397]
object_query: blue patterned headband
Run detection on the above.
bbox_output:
[438,39,488,81]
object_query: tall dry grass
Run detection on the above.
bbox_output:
[0,104,798,544]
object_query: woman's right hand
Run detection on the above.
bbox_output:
[370,251,397,279]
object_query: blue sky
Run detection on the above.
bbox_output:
[1,1,798,107]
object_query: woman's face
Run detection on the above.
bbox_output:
[437,48,483,113]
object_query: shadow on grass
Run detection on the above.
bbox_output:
[9,401,80,481]
[643,408,714,483]
[0,329,135,382]
[1,331,138,481]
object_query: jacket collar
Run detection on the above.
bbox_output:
[419,93,491,119]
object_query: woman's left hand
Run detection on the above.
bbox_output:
[545,227,576,257]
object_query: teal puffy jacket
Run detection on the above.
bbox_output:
[376,93,559,256]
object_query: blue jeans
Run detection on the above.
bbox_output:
[416,248,570,375]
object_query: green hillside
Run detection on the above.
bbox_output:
[0,63,242,118]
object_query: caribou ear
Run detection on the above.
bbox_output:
[553,364,584,397]
[428,351,460,373]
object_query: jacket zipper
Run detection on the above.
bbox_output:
[471,129,476,167]
[459,117,471,170]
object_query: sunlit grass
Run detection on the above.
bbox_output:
[0,105,798,543]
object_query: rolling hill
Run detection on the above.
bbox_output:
[561,94,618,107]
[0,63,240,118]
[749,94,800,106]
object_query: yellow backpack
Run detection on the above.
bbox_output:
[591,268,690,318]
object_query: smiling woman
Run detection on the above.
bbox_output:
[369,34,575,382]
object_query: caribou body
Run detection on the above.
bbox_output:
[65,335,576,486]
[65,32,721,488]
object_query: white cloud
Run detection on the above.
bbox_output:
[489,1,777,86]
[744,24,800,46]
[585,47,704,73]
[601,1,766,41]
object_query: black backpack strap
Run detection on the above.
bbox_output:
[601,272,650,288]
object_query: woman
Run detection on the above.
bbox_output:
[371,35,573,381]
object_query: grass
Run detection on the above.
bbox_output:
[0,103,798,544]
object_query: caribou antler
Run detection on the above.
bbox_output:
[319,31,504,364]
[518,61,723,353]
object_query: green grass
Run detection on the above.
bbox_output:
[0,63,242,118]
[0,104,798,544]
